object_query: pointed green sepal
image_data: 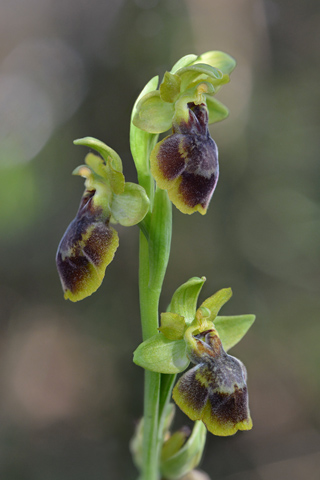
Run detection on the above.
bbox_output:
[215,315,256,352]
[168,277,206,324]
[170,54,198,74]
[194,51,236,75]
[160,72,181,103]
[159,312,186,340]
[198,288,232,323]
[206,96,229,124]
[133,90,175,134]
[160,421,207,480]
[110,182,149,227]
[133,333,189,374]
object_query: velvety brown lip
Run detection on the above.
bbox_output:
[151,103,219,214]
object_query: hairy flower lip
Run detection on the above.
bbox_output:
[56,186,119,302]
[173,329,252,436]
[151,103,219,215]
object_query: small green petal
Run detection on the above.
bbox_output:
[206,96,229,124]
[214,315,256,352]
[73,138,125,195]
[133,90,175,133]
[160,421,207,480]
[133,333,189,374]
[194,51,236,75]
[159,312,186,340]
[170,54,198,74]
[176,64,222,92]
[168,277,206,324]
[72,155,112,212]
[199,288,232,322]
[111,182,149,227]
[160,72,181,103]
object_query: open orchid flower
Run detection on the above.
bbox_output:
[56,138,149,302]
[133,279,254,436]
[133,50,236,215]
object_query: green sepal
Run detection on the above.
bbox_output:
[133,90,175,134]
[130,75,159,201]
[110,182,149,227]
[73,136,123,173]
[133,333,189,374]
[159,312,186,340]
[170,54,198,74]
[168,277,206,324]
[194,50,236,75]
[199,288,232,323]
[73,137,125,194]
[206,96,230,124]
[160,421,207,480]
[160,72,181,103]
[215,314,256,352]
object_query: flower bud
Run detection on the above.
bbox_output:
[160,421,206,480]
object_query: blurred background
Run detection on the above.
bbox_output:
[0,0,320,478]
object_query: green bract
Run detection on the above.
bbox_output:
[133,278,255,375]
[56,137,149,302]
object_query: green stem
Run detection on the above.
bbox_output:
[139,188,172,480]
